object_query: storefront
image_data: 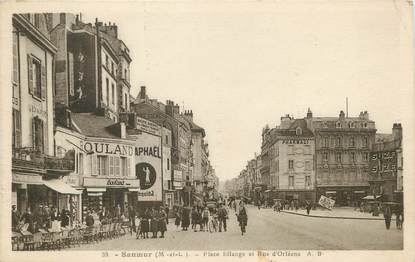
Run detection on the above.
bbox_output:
[316,187,368,206]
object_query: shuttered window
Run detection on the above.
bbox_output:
[32,117,44,153]
[27,55,44,100]
[114,157,120,176]
[109,156,114,176]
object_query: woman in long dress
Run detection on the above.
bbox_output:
[141,208,150,239]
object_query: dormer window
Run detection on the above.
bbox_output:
[363,122,368,128]
[349,122,355,128]
[336,122,341,128]
[323,122,328,128]
[296,127,302,136]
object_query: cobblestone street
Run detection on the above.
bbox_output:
[71,206,403,250]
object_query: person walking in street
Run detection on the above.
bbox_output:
[12,205,20,232]
[61,209,70,228]
[164,205,170,225]
[158,206,167,238]
[202,207,209,232]
[191,207,198,231]
[115,204,121,219]
[237,200,248,236]
[128,205,136,233]
[174,208,181,231]
[305,201,312,215]
[383,205,392,230]
[20,207,35,233]
[181,207,190,231]
[218,203,228,232]
[141,208,150,239]
[150,207,159,238]
[85,210,94,227]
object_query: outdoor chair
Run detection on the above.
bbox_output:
[82,226,94,244]
[60,229,71,249]
[40,232,54,250]
[22,234,35,251]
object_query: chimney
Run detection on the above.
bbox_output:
[392,123,402,141]
[363,111,369,120]
[120,122,126,139]
[339,110,345,120]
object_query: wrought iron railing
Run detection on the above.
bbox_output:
[12,147,75,172]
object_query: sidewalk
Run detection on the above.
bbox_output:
[280,207,390,220]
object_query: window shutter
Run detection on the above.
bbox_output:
[31,117,36,150]
[27,55,33,94]
[41,63,46,100]
[109,156,114,176]
[127,158,130,177]
[40,119,45,153]
[92,155,97,176]
[115,157,120,176]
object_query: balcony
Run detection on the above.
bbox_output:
[12,147,75,175]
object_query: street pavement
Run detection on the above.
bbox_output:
[70,205,403,250]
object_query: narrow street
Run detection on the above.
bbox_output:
[71,206,403,250]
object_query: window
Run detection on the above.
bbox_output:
[79,153,84,175]
[111,61,114,75]
[167,158,170,170]
[165,135,169,144]
[124,94,128,110]
[106,78,109,105]
[350,152,355,162]
[13,32,19,84]
[296,127,302,136]
[114,157,120,176]
[349,122,355,128]
[276,160,279,172]
[32,117,44,153]
[323,152,328,161]
[363,137,368,147]
[363,122,368,128]
[109,156,114,176]
[289,160,294,170]
[349,137,355,147]
[12,109,21,148]
[336,122,341,128]
[323,122,328,128]
[91,155,97,176]
[305,145,311,154]
[124,69,128,80]
[363,152,369,162]
[121,157,128,177]
[305,176,311,187]
[305,160,311,171]
[111,83,115,105]
[105,54,109,68]
[97,155,108,176]
[288,145,294,155]
[336,152,342,163]
[28,55,44,99]
[289,176,294,188]
[323,137,329,148]
[336,136,342,147]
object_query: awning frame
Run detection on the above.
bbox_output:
[43,179,81,195]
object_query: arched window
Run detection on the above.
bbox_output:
[336,121,341,128]
[296,127,302,136]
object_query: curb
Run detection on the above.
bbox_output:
[280,210,392,221]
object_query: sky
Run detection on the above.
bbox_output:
[81,0,413,182]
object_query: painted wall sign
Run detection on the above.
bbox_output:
[135,131,163,201]
[136,116,161,136]
[12,173,43,184]
[83,177,140,188]
[80,141,134,156]
[369,150,398,176]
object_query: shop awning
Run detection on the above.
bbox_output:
[88,192,103,197]
[354,191,366,194]
[265,190,271,193]
[87,188,106,193]
[128,188,140,192]
[362,195,381,200]
[43,179,81,195]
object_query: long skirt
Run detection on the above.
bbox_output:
[158,220,167,232]
[141,219,149,233]
[175,217,181,226]
[150,219,158,232]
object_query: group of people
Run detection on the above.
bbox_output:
[134,206,168,239]
[172,202,229,233]
[12,204,72,233]
[382,205,404,230]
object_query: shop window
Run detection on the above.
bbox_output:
[32,117,44,153]
[288,160,294,170]
[12,109,21,148]
[127,158,131,177]
[28,55,45,100]
[97,155,108,176]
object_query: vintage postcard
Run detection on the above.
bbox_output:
[0,0,414,262]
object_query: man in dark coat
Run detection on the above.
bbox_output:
[61,209,70,228]
[12,205,20,232]
[383,205,392,230]
[141,208,150,238]
[85,211,94,227]
[181,207,190,231]
[158,207,167,238]
[21,207,35,233]
[218,203,228,232]
[237,201,248,236]
[150,207,159,238]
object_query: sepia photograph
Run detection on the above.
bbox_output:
[0,0,414,261]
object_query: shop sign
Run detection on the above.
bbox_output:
[63,174,79,187]
[318,195,335,210]
[370,150,397,176]
[136,116,161,136]
[81,140,134,156]
[12,173,42,184]
[135,131,163,201]
[282,139,310,144]
[173,181,183,189]
[83,177,140,188]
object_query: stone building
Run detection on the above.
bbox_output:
[310,110,376,206]
[369,123,403,203]
[12,14,76,216]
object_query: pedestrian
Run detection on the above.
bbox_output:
[158,206,167,238]
[85,210,94,227]
[12,205,20,232]
[191,207,198,231]
[196,207,203,231]
[174,208,181,231]
[306,201,312,215]
[218,203,228,232]
[61,209,70,228]
[115,204,121,219]
[128,205,136,233]
[294,200,299,212]
[237,200,248,236]
[383,205,392,230]
[164,205,169,225]
[141,208,150,239]
[181,207,190,231]
[202,207,209,232]
[20,207,35,233]
[150,207,159,238]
